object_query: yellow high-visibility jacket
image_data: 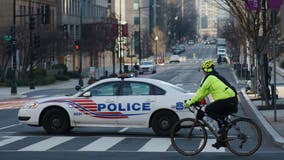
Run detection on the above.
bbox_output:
[189,75,236,104]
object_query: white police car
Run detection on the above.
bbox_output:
[18,77,195,136]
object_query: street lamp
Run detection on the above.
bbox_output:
[155,36,158,64]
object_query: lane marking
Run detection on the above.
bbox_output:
[18,136,74,151]
[138,138,171,152]
[0,123,21,130]
[79,137,125,151]
[0,136,26,147]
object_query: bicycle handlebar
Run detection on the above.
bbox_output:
[184,100,203,113]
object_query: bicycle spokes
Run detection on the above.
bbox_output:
[226,118,262,156]
[171,118,207,156]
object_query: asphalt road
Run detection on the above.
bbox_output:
[1,43,283,160]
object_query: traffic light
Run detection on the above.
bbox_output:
[33,34,40,48]
[41,5,50,24]
[74,40,80,50]
[29,17,35,30]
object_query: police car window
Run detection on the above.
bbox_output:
[122,83,133,96]
[89,82,120,96]
[152,85,166,95]
[130,82,150,95]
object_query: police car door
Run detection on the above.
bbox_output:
[116,81,156,126]
[74,82,120,125]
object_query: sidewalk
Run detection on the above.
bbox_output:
[239,65,284,149]
[0,78,89,101]
[0,65,169,101]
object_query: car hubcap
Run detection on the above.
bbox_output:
[51,117,62,128]
[160,119,170,130]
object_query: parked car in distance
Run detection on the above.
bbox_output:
[188,40,194,45]
[139,60,156,74]
[169,55,180,64]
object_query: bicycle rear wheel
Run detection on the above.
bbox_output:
[170,118,207,156]
[226,118,262,156]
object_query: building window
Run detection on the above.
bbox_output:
[133,0,139,10]
[134,17,139,25]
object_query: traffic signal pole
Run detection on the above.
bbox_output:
[11,0,17,94]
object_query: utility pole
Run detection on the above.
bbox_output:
[11,0,17,94]
[78,1,83,87]
[119,0,122,73]
[29,0,35,89]
[138,5,142,65]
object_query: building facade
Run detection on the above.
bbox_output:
[196,0,218,39]
[57,0,110,75]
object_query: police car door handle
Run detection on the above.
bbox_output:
[145,99,155,102]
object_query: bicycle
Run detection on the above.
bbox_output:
[170,103,262,156]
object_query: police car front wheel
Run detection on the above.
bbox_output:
[42,108,70,134]
[151,110,178,136]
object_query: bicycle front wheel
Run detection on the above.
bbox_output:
[226,118,262,156]
[170,118,207,156]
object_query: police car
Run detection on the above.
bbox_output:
[18,77,195,136]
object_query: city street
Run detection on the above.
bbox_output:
[0,44,283,159]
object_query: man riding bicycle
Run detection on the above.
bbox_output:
[185,60,238,148]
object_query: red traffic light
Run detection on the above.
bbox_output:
[74,40,80,50]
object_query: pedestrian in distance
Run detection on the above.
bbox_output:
[133,63,140,77]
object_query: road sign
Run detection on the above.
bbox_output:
[3,35,12,41]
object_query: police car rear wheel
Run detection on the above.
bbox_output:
[151,110,178,136]
[42,108,70,134]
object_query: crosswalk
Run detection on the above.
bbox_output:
[0,99,29,110]
[0,135,227,153]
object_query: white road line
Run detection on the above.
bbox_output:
[201,139,225,152]
[0,136,26,147]
[18,136,74,151]
[79,137,125,151]
[0,123,21,130]
[138,138,171,152]
[118,127,128,133]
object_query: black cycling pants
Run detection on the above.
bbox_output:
[205,97,238,125]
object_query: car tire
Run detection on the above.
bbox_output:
[151,110,179,136]
[42,108,70,134]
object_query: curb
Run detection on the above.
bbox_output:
[241,89,284,148]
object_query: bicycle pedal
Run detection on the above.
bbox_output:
[212,142,226,149]
[212,143,221,149]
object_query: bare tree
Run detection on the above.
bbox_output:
[210,0,279,106]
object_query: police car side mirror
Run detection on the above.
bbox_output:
[75,85,81,91]
[82,91,91,97]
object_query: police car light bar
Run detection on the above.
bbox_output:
[117,73,131,79]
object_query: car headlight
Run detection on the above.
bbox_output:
[22,101,39,109]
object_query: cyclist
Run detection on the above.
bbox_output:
[185,60,238,148]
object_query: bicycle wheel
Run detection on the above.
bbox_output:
[226,118,262,156]
[170,118,207,156]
